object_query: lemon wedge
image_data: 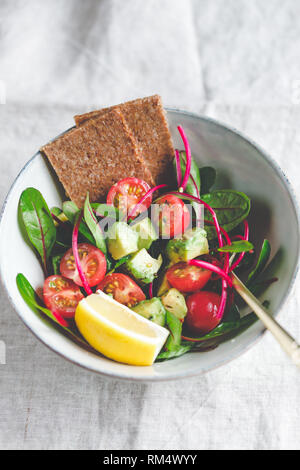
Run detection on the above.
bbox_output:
[75,291,169,366]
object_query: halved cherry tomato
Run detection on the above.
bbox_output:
[185,291,221,335]
[97,273,146,308]
[198,254,223,281]
[43,275,84,319]
[153,195,190,238]
[60,243,106,287]
[166,262,212,293]
[107,178,152,217]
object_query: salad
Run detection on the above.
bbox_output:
[16,125,275,366]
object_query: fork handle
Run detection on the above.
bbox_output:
[231,273,300,368]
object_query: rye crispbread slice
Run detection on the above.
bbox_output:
[74,95,175,186]
[41,109,154,208]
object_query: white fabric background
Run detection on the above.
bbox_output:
[1,0,300,450]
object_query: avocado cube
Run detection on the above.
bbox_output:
[161,288,187,320]
[125,248,163,284]
[107,222,139,260]
[131,297,166,326]
[166,228,209,263]
[130,217,158,250]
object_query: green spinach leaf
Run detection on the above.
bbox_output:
[173,151,201,194]
[92,203,120,219]
[247,239,271,285]
[62,201,79,221]
[156,343,194,361]
[84,193,107,253]
[218,240,254,253]
[62,201,94,244]
[50,206,63,217]
[202,190,250,239]
[16,272,56,317]
[16,273,90,348]
[19,188,56,274]
[156,310,193,361]
[186,311,258,345]
[200,166,217,194]
[185,300,269,351]
[108,255,131,274]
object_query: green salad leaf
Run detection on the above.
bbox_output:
[156,301,268,361]
[50,206,63,217]
[173,151,201,195]
[16,272,56,318]
[91,203,119,219]
[84,193,107,253]
[156,310,191,361]
[62,201,80,222]
[19,188,56,274]
[183,299,269,352]
[247,239,271,285]
[62,201,94,244]
[200,166,217,194]
[186,311,259,345]
[218,240,254,253]
[108,255,131,274]
[202,190,251,239]
[156,343,194,361]
[16,273,91,349]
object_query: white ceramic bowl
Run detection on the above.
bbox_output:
[1,109,299,381]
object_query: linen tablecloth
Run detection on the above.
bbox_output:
[1,0,300,450]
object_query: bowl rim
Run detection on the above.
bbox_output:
[1,108,300,382]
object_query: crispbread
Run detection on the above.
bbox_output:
[41,109,153,208]
[74,95,175,186]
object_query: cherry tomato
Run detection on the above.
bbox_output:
[166,262,212,293]
[185,291,222,335]
[107,178,152,217]
[60,243,106,287]
[198,254,223,281]
[153,195,190,238]
[97,273,146,308]
[43,275,84,319]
